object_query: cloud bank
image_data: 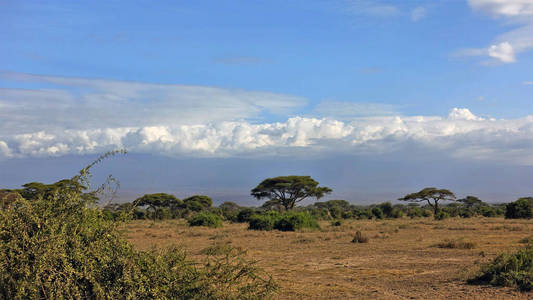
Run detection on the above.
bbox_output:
[2,72,533,165]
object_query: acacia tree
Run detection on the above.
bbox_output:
[251,176,332,211]
[398,187,456,215]
[134,193,181,220]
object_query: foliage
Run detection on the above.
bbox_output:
[219,201,241,222]
[237,208,257,223]
[274,211,320,231]
[248,212,279,231]
[251,176,332,211]
[371,207,384,219]
[183,195,213,212]
[505,197,533,219]
[398,187,456,215]
[188,212,223,228]
[0,152,276,299]
[248,211,319,232]
[468,245,533,291]
[434,211,450,220]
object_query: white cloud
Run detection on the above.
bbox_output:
[468,0,533,17]
[460,0,533,63]
[447,108,484,121]
[0,72,306,134]
[3,107,533,165]
[524,81,533,85]
[488,42,516,62]
[411,7,426,21]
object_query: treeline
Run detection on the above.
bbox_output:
[102,193,509,224]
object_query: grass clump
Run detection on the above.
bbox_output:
[351,231,369,243]
[434,238,476,249]
[188,212,223,228]
[468,245,533,291]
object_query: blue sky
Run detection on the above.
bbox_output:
[1,0,533,204]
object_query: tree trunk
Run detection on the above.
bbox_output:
[434,200,439,215]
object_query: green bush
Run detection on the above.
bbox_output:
[188,212,223,228]
[390,208,404,218]
[371,207,384,219]
[237,208,256,223]
[434,211,449,220]
[0,154,276,299]
[249,214,278,231]
[505,197,533,219]
[274,212,320,231]
[248,211,319,232]
[468,245,533,291]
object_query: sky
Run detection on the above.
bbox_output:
[1,0,533,205]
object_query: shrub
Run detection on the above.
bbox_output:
[0,154,276,299]
[371,207,384,219]
[378,202,393,217]
[468,245,533,291]
[249,213,279,231]
[351,231,369,243]
[421,209,432,217]
[505,197,533,219]
[390,208,404,218]
[274,212,320,231]
[237,208,256,223]
[434,211,450,220]
[188,212,223,228]
[459,210,473,218]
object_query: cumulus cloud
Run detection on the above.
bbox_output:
[460,0,533,63]
[488,42,516,62]
[3,107,533,165]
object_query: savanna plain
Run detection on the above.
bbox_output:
[126,217,533,299]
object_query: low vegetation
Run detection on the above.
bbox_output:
[0,153,276,299]
[188,212,223,228]
[468,244,533,291]
[3,153,533,298]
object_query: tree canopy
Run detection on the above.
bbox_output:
[398,187,456,215]
[183,195,213,212]
[134,193,181,211]
[251,176,332,211]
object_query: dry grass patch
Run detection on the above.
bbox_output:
[125,217,530,299]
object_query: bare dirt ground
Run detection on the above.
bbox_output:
[125,217,533,299]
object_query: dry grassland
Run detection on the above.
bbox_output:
[125,217,533,299]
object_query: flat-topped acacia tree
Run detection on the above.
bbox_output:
[251,176,332,211]
[398,187,456,215]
